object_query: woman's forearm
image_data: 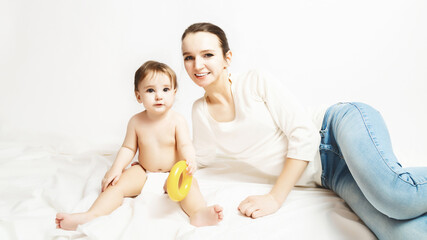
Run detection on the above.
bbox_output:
[269,158,309,204]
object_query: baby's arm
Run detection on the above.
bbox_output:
[175,114,196,174]
[102,116,138,191]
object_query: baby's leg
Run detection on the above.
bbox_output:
[56,164,147,230]
[180,178,223,227]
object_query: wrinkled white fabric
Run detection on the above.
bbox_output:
[0,141,375,240]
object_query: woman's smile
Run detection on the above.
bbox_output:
[195,72,210,79]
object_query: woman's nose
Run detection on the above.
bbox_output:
[194,57,204,70]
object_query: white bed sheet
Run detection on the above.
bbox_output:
[0,142,376,240]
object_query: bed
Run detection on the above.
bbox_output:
[0,141,376,240]
[3,0,426,239]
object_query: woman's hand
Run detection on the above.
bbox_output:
[185,159,197,175]
[239,158,307,218]
[238,193,281,218]
[101,167,122,192]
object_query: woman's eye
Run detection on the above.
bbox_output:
[204,53,214,58]
[163,88,170,92]
[146,88,154,93]
[184,56,194,61]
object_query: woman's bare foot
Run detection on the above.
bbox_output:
[55,212,95,230]
[190,205,224,227]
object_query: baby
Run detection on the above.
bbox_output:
[56,60,223,230]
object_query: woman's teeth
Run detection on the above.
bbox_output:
[196,73,208,77]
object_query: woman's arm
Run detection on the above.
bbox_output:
[238,158,308,218]
[269,158,309,204]
[238,71,318,218]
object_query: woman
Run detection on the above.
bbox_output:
[181,22,427,239]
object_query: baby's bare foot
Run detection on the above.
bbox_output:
[190,205,224,227]
[55,212,94,230]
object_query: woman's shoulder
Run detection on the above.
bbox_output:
[233,69,282,96]
[234,69,277,85]
[192,96,204,110]
[191,96,206,117]
[234,69,263,80]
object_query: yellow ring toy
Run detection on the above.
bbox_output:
[167,160,193,202]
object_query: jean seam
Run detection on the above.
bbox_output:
[349,103,426,186]
[320,145,343,190]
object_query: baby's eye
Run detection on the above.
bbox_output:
[146,88,155,93]
[184,56,194,61]
[163,88,170,92]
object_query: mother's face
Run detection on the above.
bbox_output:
[181,32,231,88]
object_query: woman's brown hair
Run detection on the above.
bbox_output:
[181,22,230,58]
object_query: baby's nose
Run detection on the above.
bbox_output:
[155,93,163,100]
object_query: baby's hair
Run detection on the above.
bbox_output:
[134,61,177,91]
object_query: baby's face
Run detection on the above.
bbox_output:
[135,72,176,114]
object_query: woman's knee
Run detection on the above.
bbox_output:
[379,215,427,240]
[339,102,379,118]
[369,188,425,220]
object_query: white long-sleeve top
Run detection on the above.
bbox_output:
[192,70,325,187]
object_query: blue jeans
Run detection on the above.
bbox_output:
[320,102,427,240]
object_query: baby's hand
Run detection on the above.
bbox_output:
[185,159,197,175]
[101,167,122,192]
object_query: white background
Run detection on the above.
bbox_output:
[1,0,426,166]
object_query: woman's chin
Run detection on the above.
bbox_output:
[193,78,214,88]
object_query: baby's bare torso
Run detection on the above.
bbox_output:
[133,112,179,172]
